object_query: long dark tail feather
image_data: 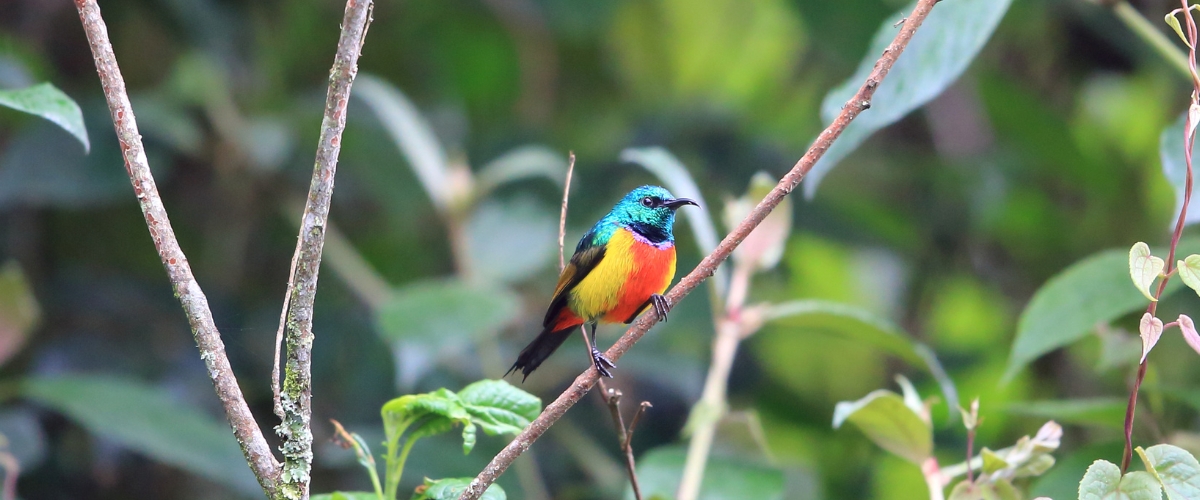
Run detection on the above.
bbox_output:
[506,325,578,381]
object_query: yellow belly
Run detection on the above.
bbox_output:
[569,229,637,321]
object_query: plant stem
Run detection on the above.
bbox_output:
[72,0,282,494]
[922,458,945,500]
[1113,1,1192,79]
[456,1,943,497]
[1122,0,1198,474]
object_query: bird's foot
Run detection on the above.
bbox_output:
[651,294,671,322]
[591,348,615,378]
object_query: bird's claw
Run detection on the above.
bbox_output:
[651,294,670,322]
[591,348,615,378]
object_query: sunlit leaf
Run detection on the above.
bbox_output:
[0,83,88,152]
[1128,242,1163,301]
[381,388,475,454]
[803,0,1012,198]
[411,477,506,500]
[762,300,959,414]
[833,389,932,464]
[627,446,784,500]
[1139,313,1164,364]
[21,376,259,494]
[621,147,726,294]
[0,261,38,368]
[354,74,451,211]
[1003,239,1200,382]
[1079,460,1161,500]
[1136,444,1200,500]
[457,379,542,436]
[982,448,1010,474]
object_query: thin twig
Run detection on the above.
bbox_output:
[72,0,282,494]
[275,1,373,498]
[559,151,575,271]
[1122,0,1198,474]
[597,383,648,500]
[274,248,300,420]
[457,0,942,497]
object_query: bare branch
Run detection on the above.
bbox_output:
[275,0,374,498]
[458,0,943,497]
[558,151,576,271]
[72,0,281,494]
[597,381,649,500]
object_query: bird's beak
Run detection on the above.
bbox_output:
[665,197,699,210]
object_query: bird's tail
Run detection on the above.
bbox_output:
[507,325,579,381]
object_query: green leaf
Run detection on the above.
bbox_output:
[457,379,542,436]
[21,376,258,495]
[354,74,450,211]
[312,492,380,500]
[473,145,566,196]
[982,448,1010,474]
[1004,239,1200,382]
[381,389,474,452]
[0,83,88,152]
[1004,399,1126,429]
[948,479,1021,500]
[627,446,784,500]
[1079,460,1161,500]
[803,0,1012,198]
[376,279,520,345]
[1136,444,1200,500]
[1128,242,1163,302]
[621,147,726,294]
[0,261,39,368]
[1178,255,1200,297]
[1160,112,1200,226]
[832,389,932,464]
[762,300,959,414]
[466,198,558,285]
[410,477,506,500]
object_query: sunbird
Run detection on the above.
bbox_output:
[507,185,698,380]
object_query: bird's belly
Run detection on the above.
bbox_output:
[569,228,676,324]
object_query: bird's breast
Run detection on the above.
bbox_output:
[569,227,676,323]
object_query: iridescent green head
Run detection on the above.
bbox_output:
[593,185,698,244]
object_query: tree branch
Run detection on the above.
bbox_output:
[72,0,281,494]
[275,1,373,498]
[458,0,943,497]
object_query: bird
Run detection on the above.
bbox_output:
[507,185,698,380]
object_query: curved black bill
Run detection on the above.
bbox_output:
[665,197,699,210]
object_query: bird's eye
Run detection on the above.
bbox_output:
[641,197,656,208]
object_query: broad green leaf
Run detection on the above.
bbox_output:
[1004,239,1200,382]
[376,280,520,345]
[1004,399,1126,429]
[1079,460,1161,500]
[411,477,505,500]
[457,379,542,436]
[466,198,558,284]
[0,261,39,367]
[621,147,726,295]
[381,389,475,453]
[1160,112,1200,226]
[833,389,932,464]
[725,172,791,272]
[948,479,1021,500]
[312,492,380,500]
[473,145,566,196]
[1137,444,1200,500]
[1179,255,1200,296]
[763,300,959,414]
[627,446,784,500]
[0,83,88,152]
[1139,313,1164,364]
[22,376,258,494]
[1128,242,1163,301]
[803,0,1012,198]
[354,74,451,211]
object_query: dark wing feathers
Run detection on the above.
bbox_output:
[542,238,606,327]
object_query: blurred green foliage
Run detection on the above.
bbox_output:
[4,0,1200,498]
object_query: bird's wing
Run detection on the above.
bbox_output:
[542,242,606,327]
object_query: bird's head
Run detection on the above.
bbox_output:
[607,185,698,239]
